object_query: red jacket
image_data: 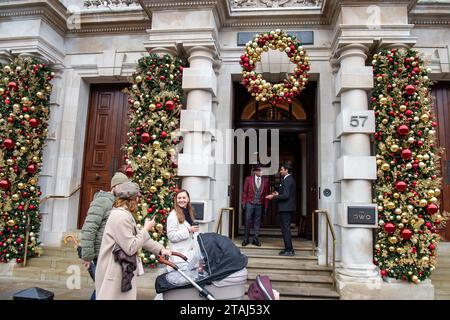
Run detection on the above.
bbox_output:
[242,175,269,209]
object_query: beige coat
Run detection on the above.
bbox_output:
[167,210,197,269]
[95,207,163,300]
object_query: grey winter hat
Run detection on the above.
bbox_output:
[111,172,129,188]
[113,182,141,199]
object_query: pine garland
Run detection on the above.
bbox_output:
[372,48,448,283]
[0,57,53,263]
[123,54,187,267]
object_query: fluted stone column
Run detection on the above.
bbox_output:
[179,45,218,229]
[334,44,380,297]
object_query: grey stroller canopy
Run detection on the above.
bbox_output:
[155,233,248,293]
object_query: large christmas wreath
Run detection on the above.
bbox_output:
[372,48,447,283]
[0,57,53,264]
[123,54,186,267]
[240,29,310,105]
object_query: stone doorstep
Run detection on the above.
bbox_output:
[244,284,340,299]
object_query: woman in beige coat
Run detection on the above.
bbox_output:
[95,182,171,300]
[166,189,199,270]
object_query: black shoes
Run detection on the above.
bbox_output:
[242,239,249,247]
[279,250,295,256]
[252,238,261,247]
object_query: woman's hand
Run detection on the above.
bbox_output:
[144,216,156,232]
[83,261,91,269]
[160,248,172,256]
[189,225,200,233]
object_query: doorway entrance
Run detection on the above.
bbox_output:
[230,81,318,239]
[77,84,129,228]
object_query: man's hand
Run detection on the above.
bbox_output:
[265,194,274,200]
[272,191,279,196]
[83,261,91,269]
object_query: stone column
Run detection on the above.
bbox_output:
[179,45,218,230]
[334,44,380,297]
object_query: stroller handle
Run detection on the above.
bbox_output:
[158,255,178,270]
[171,251,188,261]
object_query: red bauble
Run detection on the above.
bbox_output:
[401,149,412,159]
[380,270,388,277]
[395,181,407,192]
[165,100,175,111]
[27,164,37,174]
[384,222,396,234]
[405,84,415,95]
[0,179,11,190]
[29,118,39,128]
[8,82,17,90]
[401,229,413,240]
[125,166,133,178]
[16,237,22,244]
[429,244,436,251]
[397,125,409,136]
[427,203,438,215]
[3,138,14,150]
[161,131,167,138]
[140,133,151,143]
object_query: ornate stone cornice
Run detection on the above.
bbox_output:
[409,1,450,25]
[0,1,68,36]
[229,0,324,11]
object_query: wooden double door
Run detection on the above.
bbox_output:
[433,82,450,241]
[78,84,129,228]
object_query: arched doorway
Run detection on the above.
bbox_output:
[230,81,318,239]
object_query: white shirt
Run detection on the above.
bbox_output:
[283,173,291,180]
[254,175,261,188]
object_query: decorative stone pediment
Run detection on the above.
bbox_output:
[229,0,323,10]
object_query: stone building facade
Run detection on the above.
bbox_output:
[1,0,450,299]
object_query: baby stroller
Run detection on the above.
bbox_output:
[155,233,248,300]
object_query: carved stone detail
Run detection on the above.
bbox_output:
[229,0,323,9]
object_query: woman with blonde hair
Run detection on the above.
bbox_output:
[95,182,171,300]
[166,189,199,269]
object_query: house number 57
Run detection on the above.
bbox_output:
[350,116,368,127]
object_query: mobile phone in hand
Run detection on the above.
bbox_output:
[192,221,199,226]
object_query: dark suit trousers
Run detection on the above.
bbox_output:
[244,204,263,240]
[279,211,294,251]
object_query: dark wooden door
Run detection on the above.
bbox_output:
[432,82,450,241]
[77,84,129,228]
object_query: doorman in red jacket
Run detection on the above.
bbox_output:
[241,164,269,246]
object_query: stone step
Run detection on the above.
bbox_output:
[236,243,313,252]
[243,250,316,260]
[247,266,332,277]
[26,256,81,269]
[247,273,333,289]
[246,259,329,270]
[41,246,79,259]
[244,284,339,299]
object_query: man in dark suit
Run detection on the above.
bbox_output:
[241,164,269,247]
[266,163,296,256]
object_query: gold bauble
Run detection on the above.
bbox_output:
[163,172,171,179]
[382,119,388,125]
[7,219,15,227]
[30,186,35,192]
[430,197,438,203]
[150,186,157,193]
[153,141,160,149]
[389,246,395,252]
[398,223,404,229]
[135,75,143,83]
[152,232,159,239]
[156,179,163,186]
[390,145,399,152]
[435,189,441,196]
[399,105,407,112]
[6,159,13,165]
[0,88,4,95]
[24,114,30,121]
[396,247,404,254]
[149,104,156,111]
[168,148,176,156]
[29,178,37,185]
[3,66,11,73]
[133,101,140,108]
[155,223,164,232]
[12,194,20,201]
[376,159,382,165]
[420,114,429,122]
[422,256,430,263]
[419,199,428,207]
[428,190,435,197]
[127,146,134,154]
[387,202,396,209]
[389,236,398,244]
[394,193,400,199]
[21,97,30,105]
[20,147,27,153]
[412,275,419,282]
[18,183,25,190]
[36,92,44,99]
[394,208,402,215]
[381,163,390,171]
[155,158,163,166]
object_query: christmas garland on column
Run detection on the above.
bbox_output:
[0,57,53,263]
[123,54,186,267]
[372,48,447,283]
